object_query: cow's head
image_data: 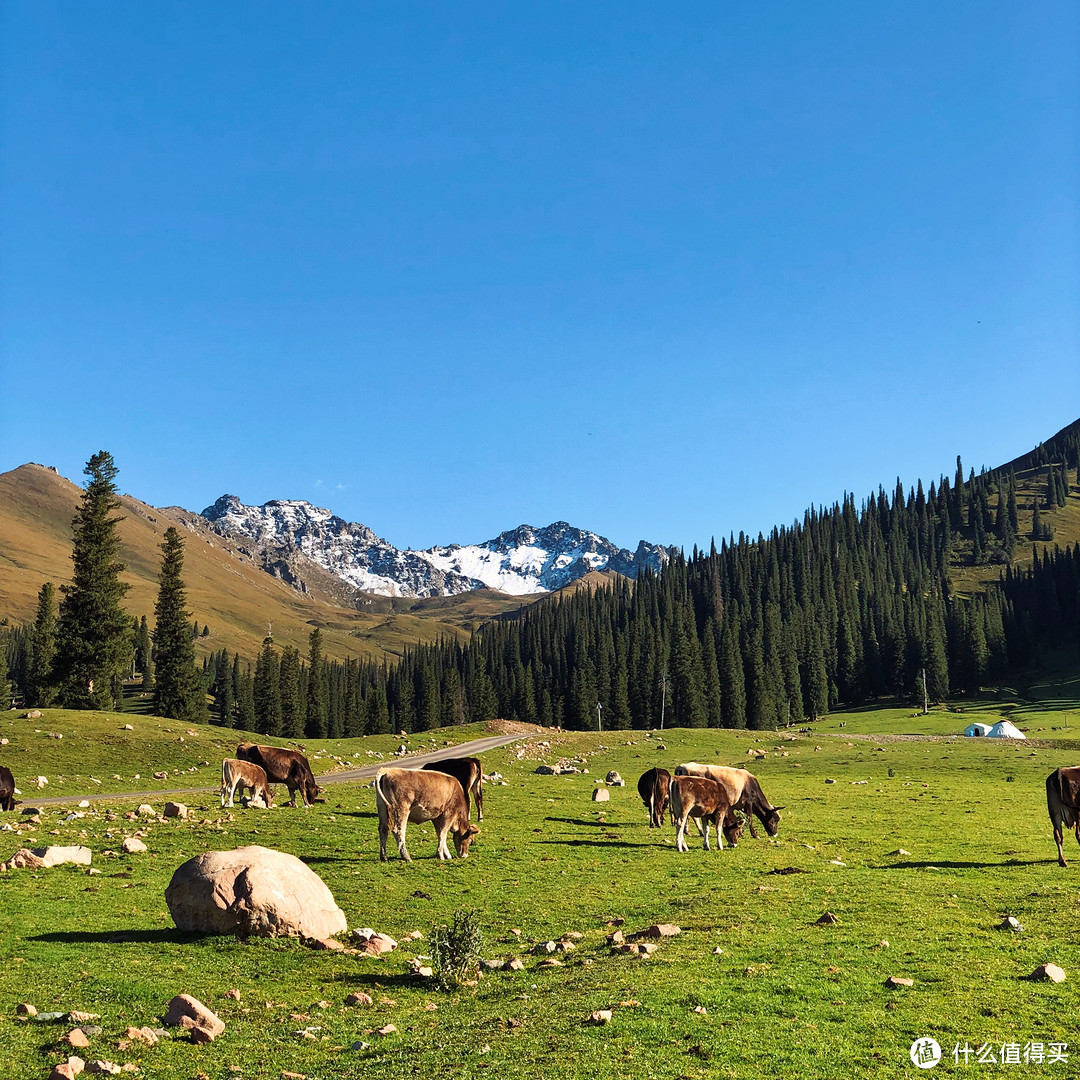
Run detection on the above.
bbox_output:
[453,824,480,858]
[761,805,782,836]
[304,778,322,805]
[722,810,745,848]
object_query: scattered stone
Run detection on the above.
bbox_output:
[165,846,347,939]
[122,724,133,730]
[824,778,836,784]
[124,1026,158,1046]
[225,989,241,1001]
[693,1005,708,1015]
[539,958,564,968]
[1032,963,1066,983]
[351,1040,371,1051]
[121,838,147,854]
[376,1024,397,1036]
[632,924,681,939]
[1000,916,1024,932]
[345,992,373,1006]
[68,1012,99,1023]
[152,772,167,780]
[26,709,43,719]
[85,1061,122,1074]
[884,976,914,989]
[591,788,609,802]
[605,931,625,948]
[78,800,90,808]
[136,804,155,817]
[350,928,398,955]
[65,1028,90,1048]
[713,946,724,955]
[508,958,525,971]
[482,959,506,970]
[888,848,911,857]
[605,771,625,787]
[163,994,225,1043]
[87,868,101,876]
[163,803,188,819]
[815,912,839,925]
[49,1061,85,1080]
[554,940,575,953]
[588,1010,613,1025]
[16,1002,37,1016]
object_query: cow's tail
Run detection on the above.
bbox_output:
[375,769,395,832]
[1055,770,1077,829]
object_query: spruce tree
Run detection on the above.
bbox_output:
[152,527,204,721]
[305,628,329,738]
[53,451,132,710]
[254,635,282,735]
[27,582,58,707]
[0,636,11,710]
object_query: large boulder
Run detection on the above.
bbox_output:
[164,845,347,939]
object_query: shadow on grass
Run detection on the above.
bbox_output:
[544,816,634,829]
[327,971,424,989]
[874,858,1050,870]
[534,838,658,850]
[29,928,203,945]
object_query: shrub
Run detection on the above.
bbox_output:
[429,908,484,990]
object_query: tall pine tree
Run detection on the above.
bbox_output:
[152,527,205,722]
[53,451,132,710]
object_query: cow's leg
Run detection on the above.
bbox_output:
[394,819,412,862]
[1054,819,1068,867]
[702,814,711,852]
[378,803,390,862]
[435,817,452,860]
[676,813,689,852]
[475,778,484,822]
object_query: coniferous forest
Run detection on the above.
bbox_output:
[5,429,1080,735]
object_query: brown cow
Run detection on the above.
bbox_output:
[637,767,671,828]
[674,762,782,837]
[0,766,15,812]
[236,743,320,807]
[422,757,484,821]
[669,775,743,852]
[220,758,273,809]
[375,767,479,862]
[1046,767,1080,867]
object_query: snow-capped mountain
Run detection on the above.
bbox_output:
[200,495,669,599]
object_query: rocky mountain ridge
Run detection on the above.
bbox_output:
[200,495,670,599]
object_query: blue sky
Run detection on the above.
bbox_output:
[2,2,1077,553]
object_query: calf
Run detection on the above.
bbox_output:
[637,767,671,828]
[0,766,15,812]
[1047,767,1080,867]
[674,762,782,838]
[375,766,479,862]
[670,775,743,852]
[220,758,273,808]
[236,743,320,807]
[422,757,484,821]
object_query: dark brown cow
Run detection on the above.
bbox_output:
[669,775,743,852]
[0,766,15,812]
[674,762,782,838]
[422,757,484,821]
[1046,767,1080,866]
[236,743,320,807]
[637,767,671,828]
[375,767,479,862]
[220,758,273,808]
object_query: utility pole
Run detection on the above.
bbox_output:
[659,669,667,730]
[596,701,603,732]
[921,667,929,716]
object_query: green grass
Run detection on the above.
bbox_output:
[3,708,1080,1078]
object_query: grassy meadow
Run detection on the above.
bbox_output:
[2,706,1080,1078]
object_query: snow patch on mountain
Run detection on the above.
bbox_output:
[201,496,669,599]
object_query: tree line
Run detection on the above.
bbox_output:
[3,439,1079,734]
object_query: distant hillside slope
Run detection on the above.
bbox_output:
[0,464,523,662]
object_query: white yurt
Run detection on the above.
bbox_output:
[986,720,1026,740]
[963,722,992,737]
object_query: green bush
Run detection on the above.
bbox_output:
[429,907,484,990]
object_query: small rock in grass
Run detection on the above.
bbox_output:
[351,1040,371,1051]
[693,1006,708,1015]
[508,959,524,971]
[588,1010,613,1025]
[884,976,914,988]
[633,924,681,939]
[121,838,147,854]
[49,1062,84,1080]
[65,1028,90,1048]
[16,1002,37,1016]
[1032,963,1066,983]
[591,788,609,802]
[136,805,155,818]
[163,803,187,819]
[815,912,838,925]
[376,1024,397,1036]
[1000,916,1024,932]
[124,1026,158,1046]
[225,989,241,1001]
[713,946,724,955]
[163,994,225,1042]
[344,992,373,1007]
[534,941,557,955]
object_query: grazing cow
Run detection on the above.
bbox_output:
[375,766,479,862]
[669,775,743,852]
[1046,767,1080,867]
[422,757,484,821]
[637,767,671,828]
[674,762,782,838]
[236,743,320,807]
[0,766,15,812]
[220,758,273,809]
